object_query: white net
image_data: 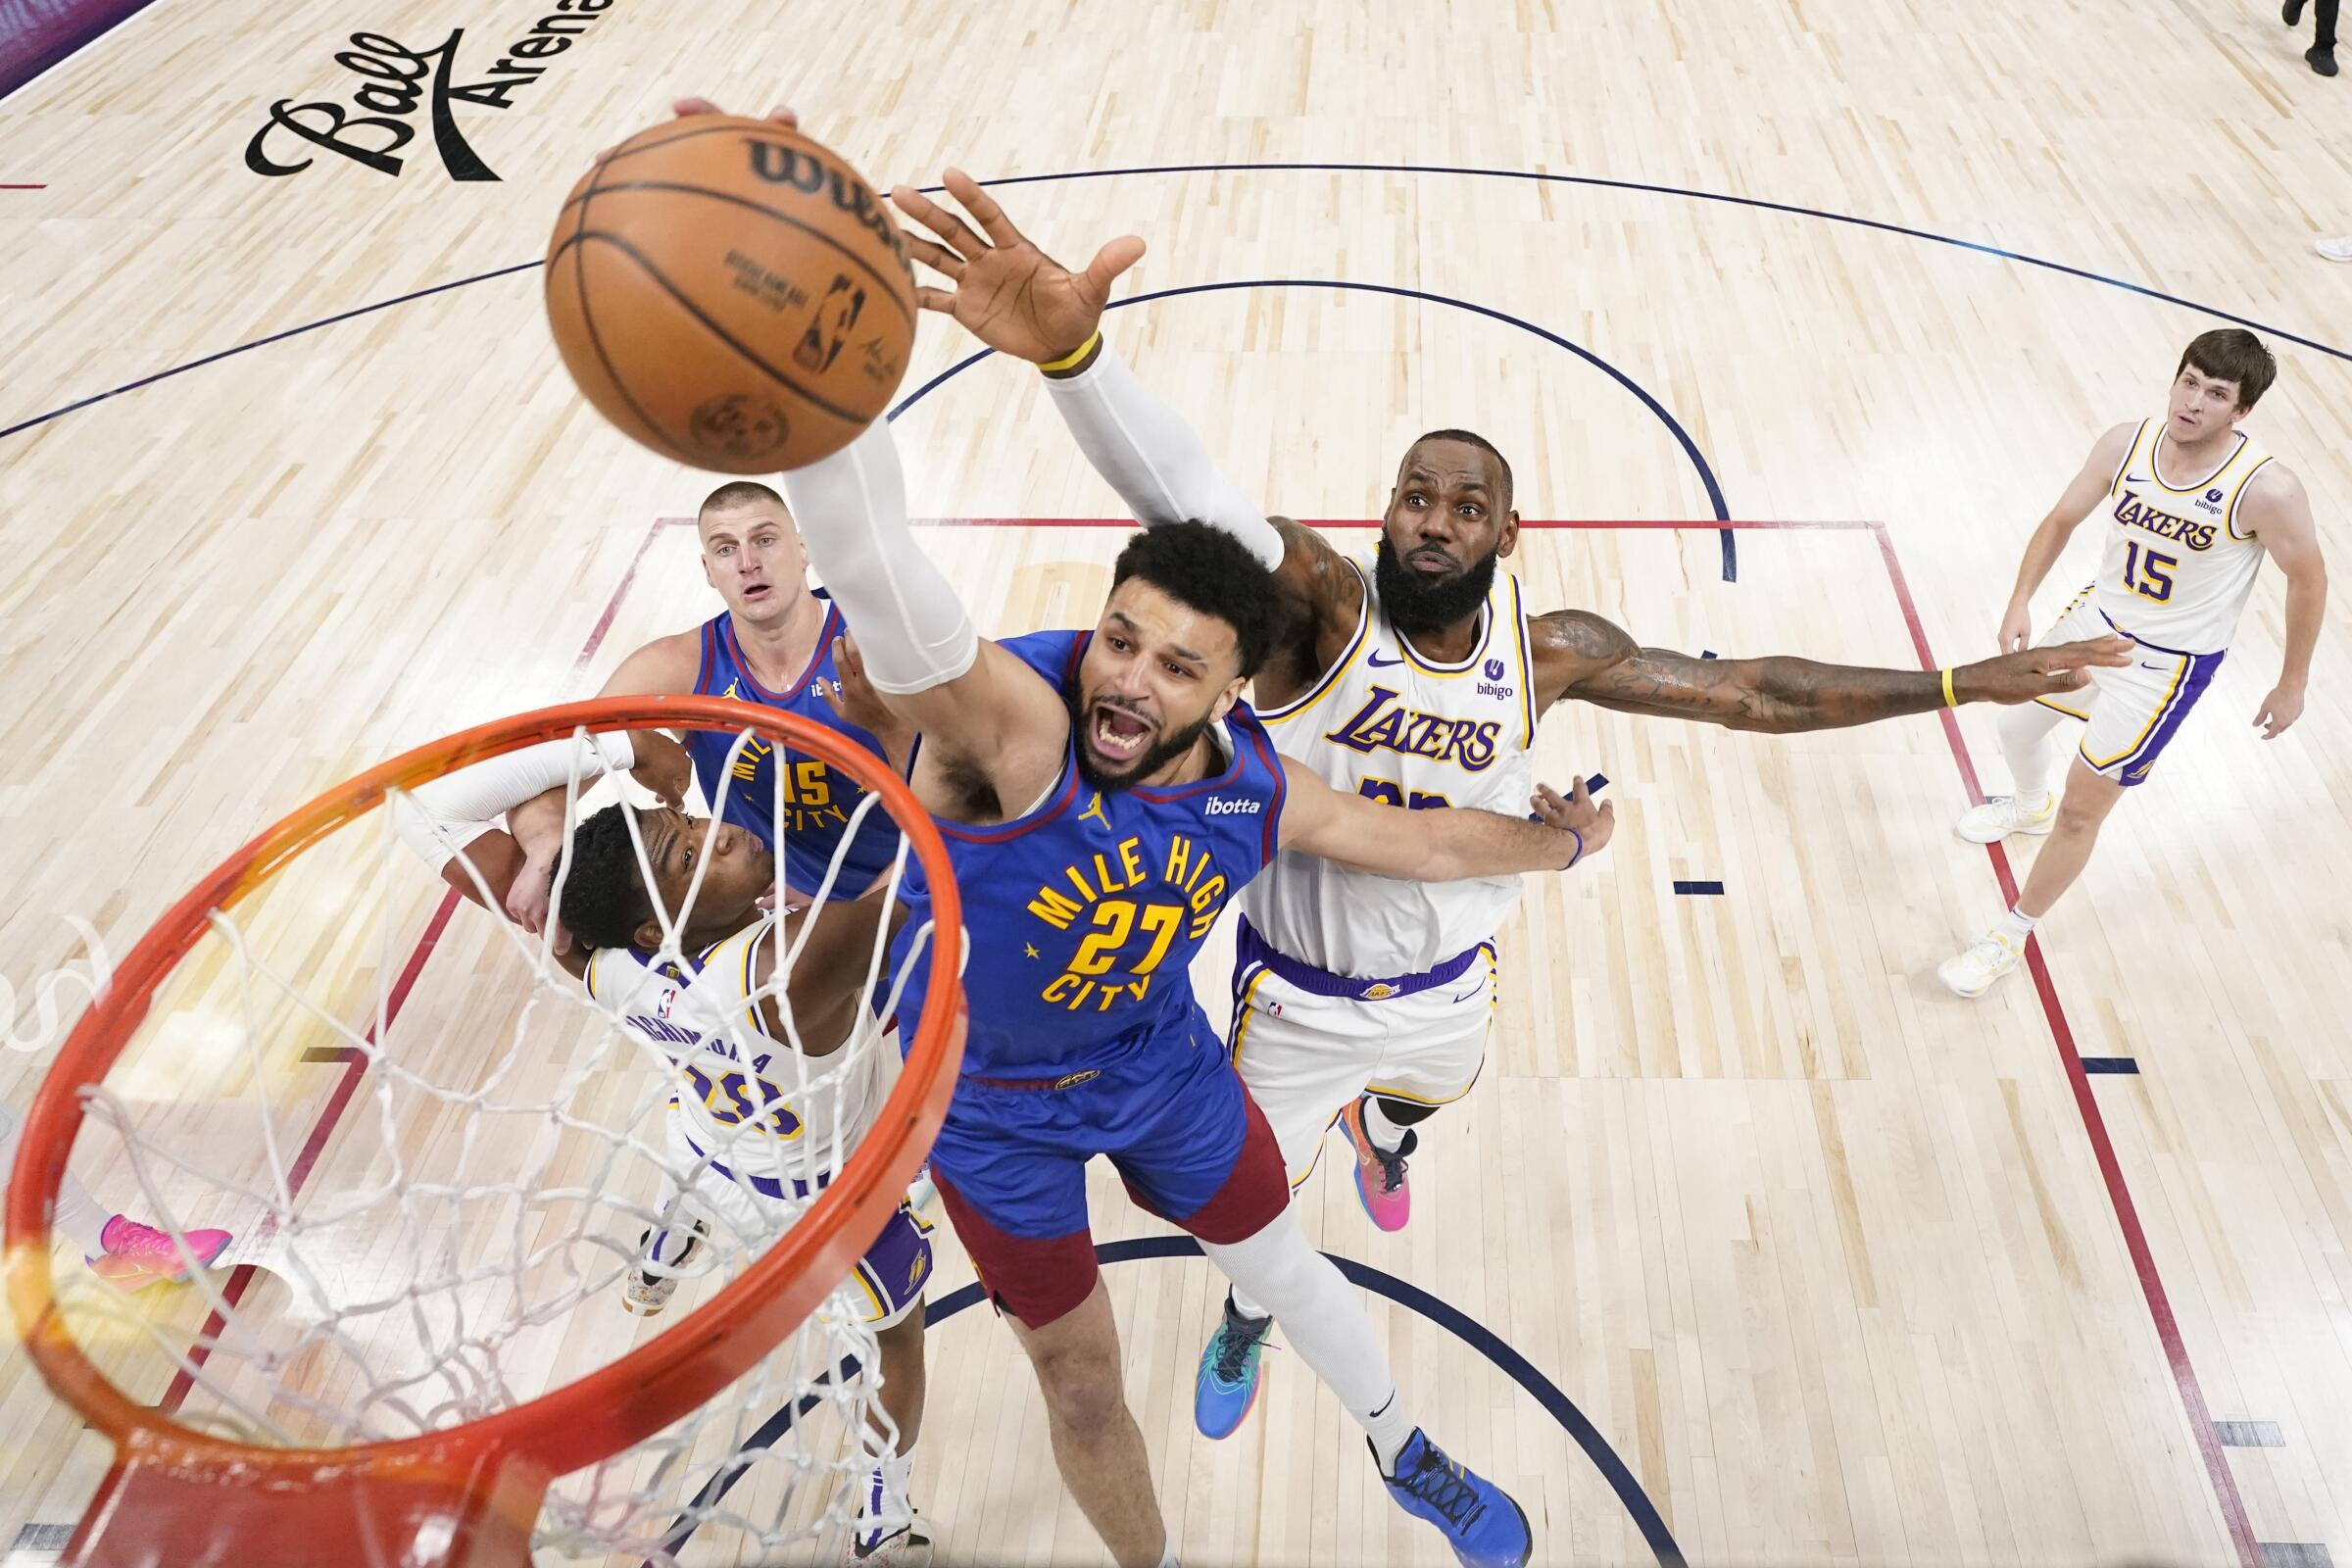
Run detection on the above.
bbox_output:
[26,711,948,1567]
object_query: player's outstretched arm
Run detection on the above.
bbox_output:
[1277,756,1609,880]
[778,418,1068,813]
[1996,419,2140,650]
[1531,609,2134,733]
[2241,463,2328,738]
[890,174,1364,691]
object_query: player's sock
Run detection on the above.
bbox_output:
[1997,702,2062,812]
[1154,1548,1182,1568]
[1995,905,2038,947]
[858,1440,917,1536]
[1200,1214,1412,1472]
[55,1177,115,1258]
[1226,1286,1270,1322]
[1363,1096,1430,1154]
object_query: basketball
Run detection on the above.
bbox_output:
[544,117,918,473]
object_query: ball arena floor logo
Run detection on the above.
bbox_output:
[246,2,618,182]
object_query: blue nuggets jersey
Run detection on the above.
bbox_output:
[684,596,902,899]
[893,630,1290,1080]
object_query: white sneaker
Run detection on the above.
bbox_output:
[1938,929,2026,998]
[850,1510,932,1565]
[621,1222,704,1317]
[1954,793,2056,844]
[2320,234,2352,262]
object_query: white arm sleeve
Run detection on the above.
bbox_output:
[391,730,637,873]
[778,419,979,697]
[1041,336,1287,570]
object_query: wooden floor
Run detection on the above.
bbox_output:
[4,1,2350,1563]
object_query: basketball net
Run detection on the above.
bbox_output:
[4,700,963,1567]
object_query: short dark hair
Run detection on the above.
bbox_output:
[2179,330,2277,411]
[552,805,654,953]
[700,480,787,516]
[1108,521,1282,680]
[1411,428,1514,508]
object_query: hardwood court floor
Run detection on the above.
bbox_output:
[3,1,2349,1563]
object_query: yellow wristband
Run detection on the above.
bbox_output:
[1940,666,1959,708]
[1037,330,1102,375]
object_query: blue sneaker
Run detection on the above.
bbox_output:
[1193,1294,1273,1438]
[1376,1428,1532,1567]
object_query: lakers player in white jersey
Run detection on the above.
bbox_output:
[1937,330,2329,997]
[395,743,934,1565]
[891,171,2132,1440]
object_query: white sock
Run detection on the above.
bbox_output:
[1155,1549,1182,1568]
[1200,1214,1414,1472]
[1227,1285,1269,1322]
[1361,1097,1413,1154]
[860,1440,916,1529]
[1995,905,2038,946]
[1996,702,2063,808]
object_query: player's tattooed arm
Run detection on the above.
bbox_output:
[1254,515,1368,703]
[1532,609,2135,732]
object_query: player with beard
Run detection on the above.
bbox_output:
[769,285,1616,1567]
[886,169,2135,1441]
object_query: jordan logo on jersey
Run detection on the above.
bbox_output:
[1325,686,1503,770]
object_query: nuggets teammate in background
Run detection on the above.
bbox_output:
[1938,331,2328,997]
[503,480,908,942]
[889,170,2134,1436]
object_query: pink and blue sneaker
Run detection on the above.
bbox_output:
[1339,1098,1416,1233]
[1193,1292,1274,1439]
[86,1216,231,1291]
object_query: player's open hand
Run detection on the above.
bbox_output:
[630,731,692,809]
[1531,774,1614,868]
[1996,601,2034,655]
[818,632,914,770]
[1953,634,2133,704]
[2254,682,2306,739]
[891,172,1145,365]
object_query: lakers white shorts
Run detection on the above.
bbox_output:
[2035,592,2226,787]
[1226,921,1497,1188]
[662,1114,930,1328]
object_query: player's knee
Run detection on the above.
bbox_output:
[2055,784,2120,832]
[1031,1350,1129,1438]
[1997,702,2060,751]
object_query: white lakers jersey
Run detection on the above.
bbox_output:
[583,917,883,1188]
[2094,417,2272,654]
[1240,559,1540,977]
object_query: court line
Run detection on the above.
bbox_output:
[0,183,45,190]
[9,158,2343,450]
[964,162,2352,365]
[658,1235,1687,1568]
[152,514,673,1416]
[885,276,1738,579]
[1867,519,2262,1568]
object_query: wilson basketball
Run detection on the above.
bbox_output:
[545,118,918,473]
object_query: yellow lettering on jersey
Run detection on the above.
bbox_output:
[1027,886,1084,930]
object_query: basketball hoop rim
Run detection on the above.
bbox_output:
[3,695,965,1487]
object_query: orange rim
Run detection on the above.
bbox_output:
[4,696,964,1488]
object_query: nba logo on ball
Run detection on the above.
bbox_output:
[545,119,917,473]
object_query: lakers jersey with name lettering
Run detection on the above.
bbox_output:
[2096,417,2273,655]
[1241,559,1540,977]
[685,598,902,899]
[584,916,884,1187]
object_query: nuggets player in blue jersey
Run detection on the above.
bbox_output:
[770,265,1614,1568]
[1938,331,2329,997]
[894,170,2136,1438]
[501,479,910,946]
